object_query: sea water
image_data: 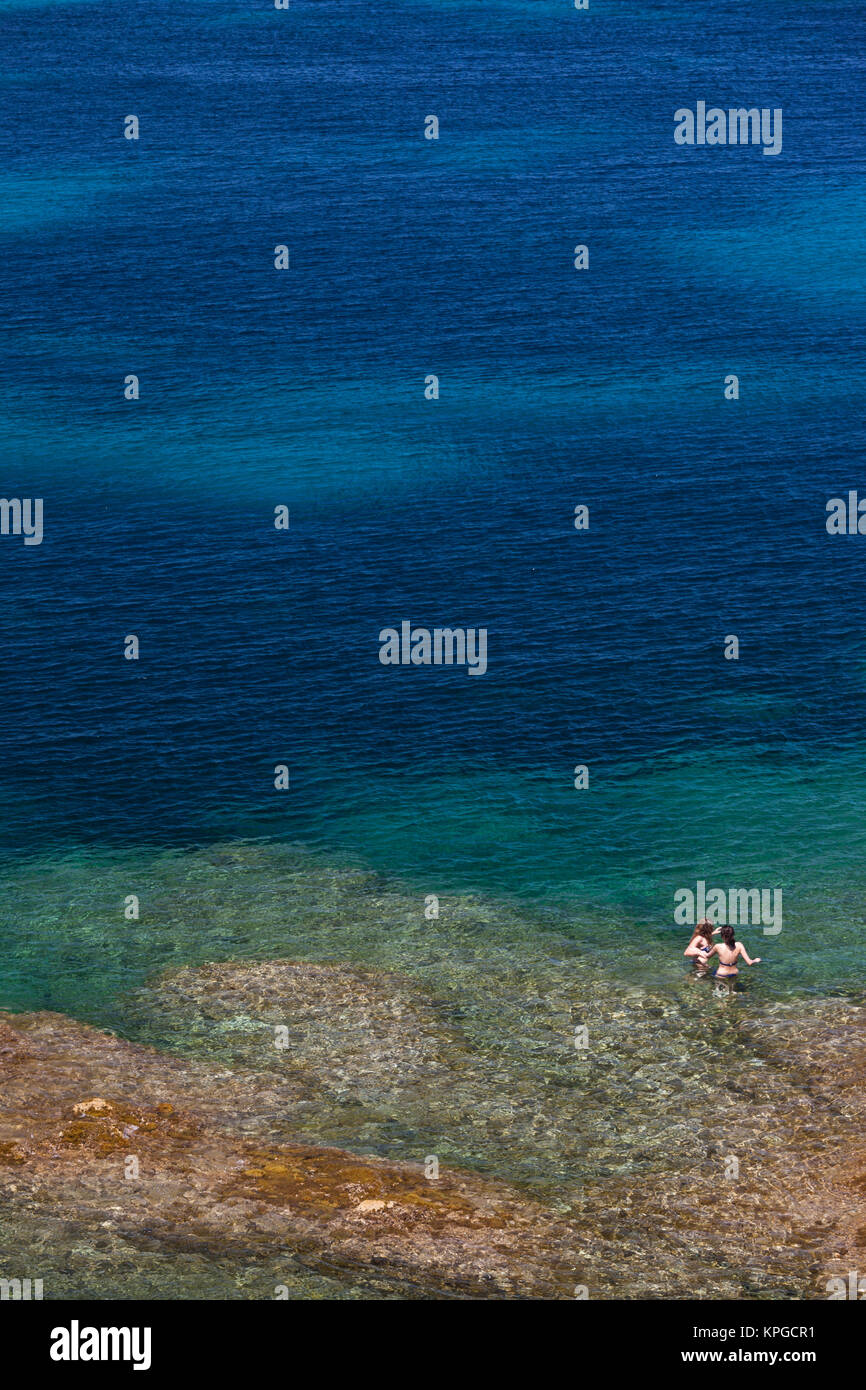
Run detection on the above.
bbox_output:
[1,0,864,1297]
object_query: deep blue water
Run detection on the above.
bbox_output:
[1,0,866,1008]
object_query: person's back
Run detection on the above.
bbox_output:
[708,924,761,993]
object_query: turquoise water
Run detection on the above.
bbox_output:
[3,737,864,1027]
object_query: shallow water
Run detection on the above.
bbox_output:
[106,842,864,1202]
[2,839,864,1298]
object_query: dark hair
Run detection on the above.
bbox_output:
[720,924,737,951]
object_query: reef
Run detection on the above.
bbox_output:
[1,958,865,1299]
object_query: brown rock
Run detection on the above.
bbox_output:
[72,1097,114,1115]
[0,1007,583,1298]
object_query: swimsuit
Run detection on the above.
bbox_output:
[715,954,738,990]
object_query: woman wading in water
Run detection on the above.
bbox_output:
[683,919,717,977]
[706,923,761,994]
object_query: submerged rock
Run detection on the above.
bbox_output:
[0,1006,583,1298]
[131,958,455,1098]
[2,959,865,1300]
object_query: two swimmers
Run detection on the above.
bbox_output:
[684,918,761,992]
